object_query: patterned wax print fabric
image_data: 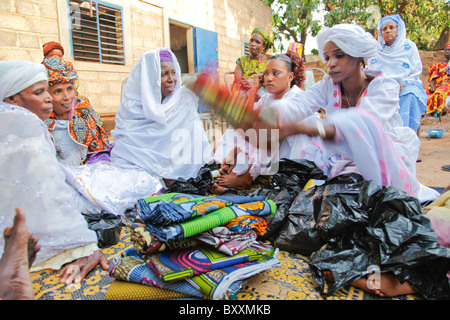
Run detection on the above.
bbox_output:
[110,247,280,300]
[45,95,110,157]
[426,60,450,116]
[192,226,258,256]
[224,215,268,236]
[137,193,268,226]
[146,242,278,282]
[136,193,276,242]
[124,218,198,255]
[236,55,268,79]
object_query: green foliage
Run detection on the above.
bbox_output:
[264,0,450,52]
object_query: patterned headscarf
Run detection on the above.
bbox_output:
[251,28,273,53]
[446,42,450,49]
[42,56,78,87]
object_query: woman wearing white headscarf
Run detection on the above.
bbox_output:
[111,48,214,186]
[367,14,427,132]
[0,60,164,285]
[0,60,106,278]
[243,24,450,300]
[249,23,438,203]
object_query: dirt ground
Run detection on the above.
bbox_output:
[416,113,450,188]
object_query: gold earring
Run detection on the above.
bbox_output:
[360,62,367,80]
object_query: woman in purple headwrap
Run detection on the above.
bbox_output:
[111,48,213,187]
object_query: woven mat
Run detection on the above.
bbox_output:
[31,226,421,301]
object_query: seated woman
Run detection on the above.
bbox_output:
[367,14,427,133]
[213,50,306,193]
[0,60,109,284]
[249,23,446,299]
[426,42,450,116]
[252,24,438,202]
[42,56,110,165]
[233,28,273,100]
[110,48,213,187]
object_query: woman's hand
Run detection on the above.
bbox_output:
[252,73,264,90]
[56,250,109,284]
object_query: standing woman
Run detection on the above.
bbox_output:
[233,28,273,99]
[42,56,110,165]
[367,14,427,133]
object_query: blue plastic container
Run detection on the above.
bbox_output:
[425,129,445,138]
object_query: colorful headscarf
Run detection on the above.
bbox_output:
[42,56,78,87]
[251,28,273,53]
[446,42,450,49]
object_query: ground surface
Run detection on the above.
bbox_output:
[416,113,450,188]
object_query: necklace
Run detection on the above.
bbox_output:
[342,80,366,108]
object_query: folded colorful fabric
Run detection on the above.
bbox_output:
[109,250,204,298]
[143,196,276,242]
[109,247,279,300]
[138,193,268,226]
[224,215,268,236]
[124,219,197,255]
[193,226,257,256]
[147,242,277,282]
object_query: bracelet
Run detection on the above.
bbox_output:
[315,120,326,139]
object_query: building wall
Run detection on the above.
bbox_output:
[0,0,272,114]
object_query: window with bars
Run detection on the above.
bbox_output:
[243,41,250,55]
[68,0,125,65]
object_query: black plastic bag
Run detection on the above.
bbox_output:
[166,163,219,195]
[83,212,122,248]
[302,179,450,299]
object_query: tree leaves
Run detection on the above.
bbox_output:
[264,0,450,52]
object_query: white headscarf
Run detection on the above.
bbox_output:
[317,23,380,63]
[120,48,183,125]
[111,48,214,180]
[0,61,48,101]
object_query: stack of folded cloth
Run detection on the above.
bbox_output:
[109,193,280,300]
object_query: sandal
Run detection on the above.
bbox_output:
[442,165,450,172]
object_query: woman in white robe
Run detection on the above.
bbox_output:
[213,52,306,192]
[366,14,427,132]
[0,61,107,280]
[110,48,213,187]
[253,24,438,203]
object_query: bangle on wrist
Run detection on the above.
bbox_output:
[315,120,326,139]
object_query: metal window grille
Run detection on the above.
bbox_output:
[69,0,125,65]
[243,41,250,55]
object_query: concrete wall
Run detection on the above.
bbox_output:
[0,0,272,114]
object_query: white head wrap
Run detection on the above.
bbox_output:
[111,48,214,180]
[121,48,182,125]
[317,23,380,63]
[0,61,48,101]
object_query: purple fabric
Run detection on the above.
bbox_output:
[159,50,173,62]
[85,144,112,164]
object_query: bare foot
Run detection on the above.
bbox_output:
[210,182,226,195]
[322,270,335,282]
[0,208,40,300]
[351,273,417,297]
[216,171,253,190]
